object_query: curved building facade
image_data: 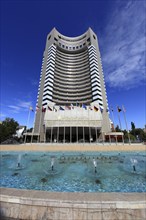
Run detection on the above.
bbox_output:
[34,28,111,143]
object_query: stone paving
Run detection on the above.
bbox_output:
[0,143,146,152]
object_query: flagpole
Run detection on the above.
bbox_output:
[88,106,91,144]
[24,108,31,144]
[117,108,122,130]
[100,109,104,145]
[122,105,131,145]
[43,109,46,143]
[106,108,111,145]
[31,112,35,144]
[31,111,36,144]
[110,106,115,131]
[38,107,43,143]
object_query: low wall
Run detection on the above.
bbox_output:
[0,188,146,220]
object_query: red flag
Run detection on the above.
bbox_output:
[65,105,71,110]
[36,106,40,111]
[42,107,46,112]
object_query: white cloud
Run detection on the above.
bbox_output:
[18,101,32,109]
[0,113,7,119]
[101,0,145,89]
[8,100,33,114]
[8,105,21,113]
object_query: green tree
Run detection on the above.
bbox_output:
[131,122,135,131]
[0,118,19,143]
[115,125,121,132]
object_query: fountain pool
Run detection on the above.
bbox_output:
[0,151,146,192]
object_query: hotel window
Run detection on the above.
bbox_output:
[87,37,90,42]
[93,35,96,39]
[73,47,75,50]
[54,37,58,41]
[66,46,68,49]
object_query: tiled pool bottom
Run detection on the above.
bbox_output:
[0,151,146,192]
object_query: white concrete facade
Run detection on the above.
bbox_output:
[34,28,110,142]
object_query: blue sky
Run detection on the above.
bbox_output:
[0,0,145,129]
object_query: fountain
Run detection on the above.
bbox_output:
[17,154,22,168]
[92,157,97,173]
[51,156,55,171]
[130,158,138,172]
[0,152,146,192]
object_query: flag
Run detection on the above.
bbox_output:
[29,106,34,112]
[117,106,122,112]
[76,102,79,107]
[42,107,46,112]
[89,106,93,110]
[94,106,99,112]
[59,106,65,111]
[122,105,126,112]
[36,106,40,111]
[111,106,114,112]
[53,106,57,112]
[100,107,103,113]
[48,106,52,111]
[82,104,87,110]
[71,103,74,109]
[65,105,71,110]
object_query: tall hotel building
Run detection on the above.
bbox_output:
[34,28,111,142]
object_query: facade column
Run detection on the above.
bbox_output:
[76,127,78,143]
[57,126,59,143]
[64,127,65,143]
[70,127,72,143]
[95,127,97,143]
[89,127,91,143]
[51,127,53,143]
